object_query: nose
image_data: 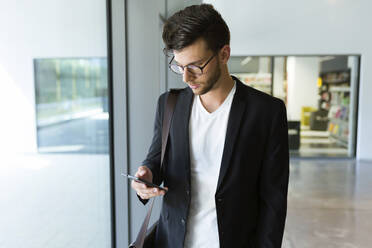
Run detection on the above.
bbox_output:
[182,68,194,83]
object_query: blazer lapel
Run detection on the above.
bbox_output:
[216,80,246,193]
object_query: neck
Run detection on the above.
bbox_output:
[199,71,235,113]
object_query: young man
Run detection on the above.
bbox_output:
[131,4,289,248]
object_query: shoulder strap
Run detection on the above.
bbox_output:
[130,89,180,248]
[161,89,180,169]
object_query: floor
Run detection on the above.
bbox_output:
[0,154,371,247]
[0,154,112,248]
[283,159,372,248]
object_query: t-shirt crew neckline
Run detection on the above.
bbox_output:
[196,81,236,116]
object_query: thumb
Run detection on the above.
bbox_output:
[138,166,147,176]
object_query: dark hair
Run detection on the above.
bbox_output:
[162,4,230,54]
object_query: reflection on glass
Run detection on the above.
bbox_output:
[34,58,108,154]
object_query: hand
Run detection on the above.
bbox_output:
[131,166,168,200]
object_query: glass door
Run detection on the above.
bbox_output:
[0,1,112,247]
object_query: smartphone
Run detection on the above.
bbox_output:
[121,173,168,191]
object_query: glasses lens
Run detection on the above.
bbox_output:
[170,64,183,74]
[186,65,202,75]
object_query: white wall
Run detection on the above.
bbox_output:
[204,0,372,160]
[0,0,107,154]
[287,57,319,120]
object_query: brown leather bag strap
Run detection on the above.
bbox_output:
[161,89,179,170]
[130,90,180,248]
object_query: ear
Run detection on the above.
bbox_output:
[219,44,231,65]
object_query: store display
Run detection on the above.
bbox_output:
[319,69,351,148]
[234,73,272,95]
[230,55,358,157]
[309,109,329,131]
[301,106,317,126]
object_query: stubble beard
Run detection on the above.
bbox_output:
[194,64,221,96]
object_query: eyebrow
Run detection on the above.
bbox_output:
[173,58,204,66]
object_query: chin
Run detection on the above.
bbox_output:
[192,85,209,95]
[191,88,203,95]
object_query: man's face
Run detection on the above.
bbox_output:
[173,39,221,95]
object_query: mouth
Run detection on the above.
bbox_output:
[188,83,200,89]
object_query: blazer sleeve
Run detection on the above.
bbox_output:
[256,100,289,247]
[137,93,167,205]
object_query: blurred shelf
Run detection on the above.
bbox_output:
[329,86,350,92]
[330,134,348,148]
[329,117,349,125]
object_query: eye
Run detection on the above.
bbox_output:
[188,65,199,69]
[186,65,202,75]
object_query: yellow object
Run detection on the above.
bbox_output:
[333,124,339,135]
[317,77,322,88]
[301,106,317,126]
[328,122,334,132]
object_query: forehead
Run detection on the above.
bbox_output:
[173,38,211,65]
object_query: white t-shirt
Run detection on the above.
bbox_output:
[184,82,236,248]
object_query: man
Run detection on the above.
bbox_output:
[131,4,289,248]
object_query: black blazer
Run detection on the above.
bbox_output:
[141,77,289,248]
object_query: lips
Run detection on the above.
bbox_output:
[188,84,200,89]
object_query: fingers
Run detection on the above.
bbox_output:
[135,166,147,177]
[131,166,165,199]
[136,189,167,199]
[134,166,153,182]
[136,185,167,200]
[131,178,167,200]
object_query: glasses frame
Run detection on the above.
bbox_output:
[168,53,216,76]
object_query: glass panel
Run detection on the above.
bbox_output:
[228,56,273,95]
[34,58,108,154]
[0,1,112,247]
[285,55,359,158]
[229,55,360,158]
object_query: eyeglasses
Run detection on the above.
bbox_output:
[168,54,216,76]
